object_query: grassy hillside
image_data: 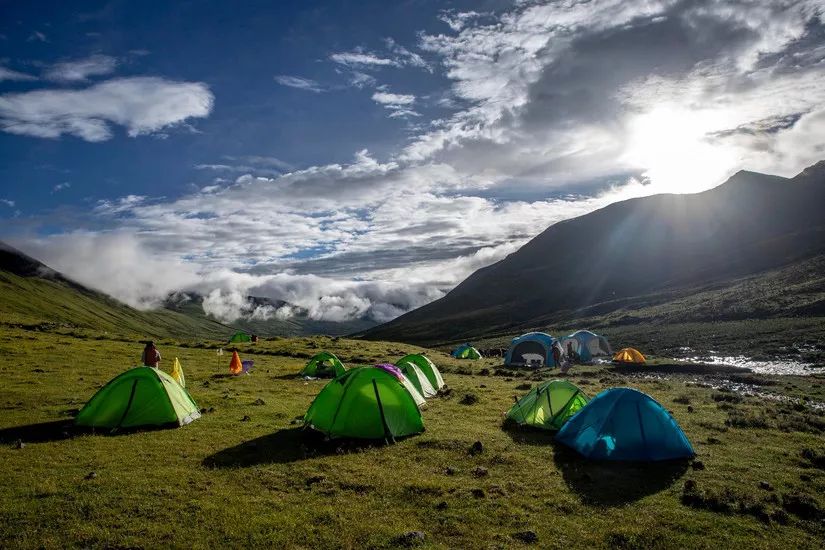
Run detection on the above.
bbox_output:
[1,327,824,548]
[0,270,233,340]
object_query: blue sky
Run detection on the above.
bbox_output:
[1,1,824,323]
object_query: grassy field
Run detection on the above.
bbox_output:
[2,327,825,548]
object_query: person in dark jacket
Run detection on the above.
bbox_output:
[141,341,161,368]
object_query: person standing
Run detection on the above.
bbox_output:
[141,341,161,368]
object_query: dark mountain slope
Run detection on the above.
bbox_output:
[363,162,825,344]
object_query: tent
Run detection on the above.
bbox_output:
[75,367,200,430]
[556,388,694,461]
[301,352,346,378]
[504,332,564,368]
[171,357,186,388]
[397,361,437,398]
[559,330,612,362]
[395,354,444,391]
[613,348,646,364]
[505,380,589,430]
[303,366,425,440]
[374,364,426,407]
[229,351,243,375]
[228,331,251,343]
[451,344,481,360]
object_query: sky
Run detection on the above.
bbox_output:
[1,0,824,324]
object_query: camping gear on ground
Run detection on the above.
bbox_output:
[229,351,243,375]
[301,352,347,378]
[504,332,564,368]
[217,348,224,356]
[506,380,589,430]
[559,330,612,363]
[555,387,694,461]
[397,361,437,398]
[374,364,426,407]
[395,354,444,391]
[613,348,646,365]
[75,366,200,430]
[228,331,251,344]
[171,357,185,388]
[303,366,425,441]
[451,343,481,360]
[241,360,254,374]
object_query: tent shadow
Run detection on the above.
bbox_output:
[203,427,379,468]
[0,420,76,443]
[501,420,558,446]
[552,444,690,507]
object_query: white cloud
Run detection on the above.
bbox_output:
[1,199,15,207]
[0,66,37,82]
[52,182,71,193]
[27,31,47,43]
[274,75,324,93]
[372,90,419,118]
[330,51,399,68]
[44,55,117,82]
[0,77,214,141]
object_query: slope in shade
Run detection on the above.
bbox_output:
[555,388,693,461]
[506,380,589,430]
[75,367,200,430]
[301,352,346,378]
[395,354,444,390]
[303,367,424,440]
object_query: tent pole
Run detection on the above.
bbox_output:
[372,379,394,444]
[115,379,140,431]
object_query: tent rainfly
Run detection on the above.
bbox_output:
[506,379,589,430]
[559,330,612,362]
[451,344,482,360]
[228,331,251,343]
[301,352,347,378]
[504,332,564,368]
[395,354,444,391]
[613,348,646,365]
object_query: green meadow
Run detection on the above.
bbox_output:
[1,327,824,549]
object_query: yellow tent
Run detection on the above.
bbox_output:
[613,348,646,364]
[171,357,186,387]
[229,351,243,375]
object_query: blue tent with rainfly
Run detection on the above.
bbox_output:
[504,332,563,368]
[555,387,694,461]
[559,330,612,362]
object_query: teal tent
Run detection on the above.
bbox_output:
[556,388,694,461]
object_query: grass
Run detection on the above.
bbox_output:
[2,326,825,548]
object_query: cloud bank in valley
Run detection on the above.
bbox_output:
[7,0,825,324]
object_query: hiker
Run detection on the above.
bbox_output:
[552,345,561,368]
[141,341,161,368]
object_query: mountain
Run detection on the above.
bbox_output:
[0,242,377,339]
[362,162,825,345]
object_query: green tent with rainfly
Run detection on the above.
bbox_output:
[301,352,347,378]
[395,354,444,391]
[506,380,589,431]
[397,361,437,398]
[75,367,200,430]
[228,331,251,343]
[303,366,424,440]
[452,343,481,360]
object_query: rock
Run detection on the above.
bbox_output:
[207,407,215,413]
[706,437,722,444]
[759,481,774,491]
[459,393,480,405]
[85,471,97,480]
[468,441,484,455]
[513,530,538,544]
[200,408,207,414]
[687,406,694,413]
[472,466,489,477]
[241,415,251,422]
[479,384,487,388]
[435,501,448,510]
[395,531,425,547]
[252,398,266,406]
[692,460,705,471]
[471,488,485,498]
[202,381,210,387]
[445,466,458,476]
[683,479,698,493]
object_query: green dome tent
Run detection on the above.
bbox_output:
[228,331,252,343]
[451,344,481,360]
[75,367,200,430]
[303,366,424,441]
[397,361,437,398]
[396,354,444,391]
[301,352,346,378]
[506,380,589,431]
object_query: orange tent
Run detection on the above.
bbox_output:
[612,347,646,364]
[229,351,243,375]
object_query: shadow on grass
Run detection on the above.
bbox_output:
[501,420,558,446]
[203,427,380,468]
[0,420,75,443]
[552,444,690,506]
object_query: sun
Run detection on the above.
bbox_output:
[622,104,740,195]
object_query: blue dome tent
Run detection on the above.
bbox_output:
[504,332,563,368]
[556,388,694,461]
[559,330,612,362]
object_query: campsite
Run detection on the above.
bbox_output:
[2,323,824,548]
